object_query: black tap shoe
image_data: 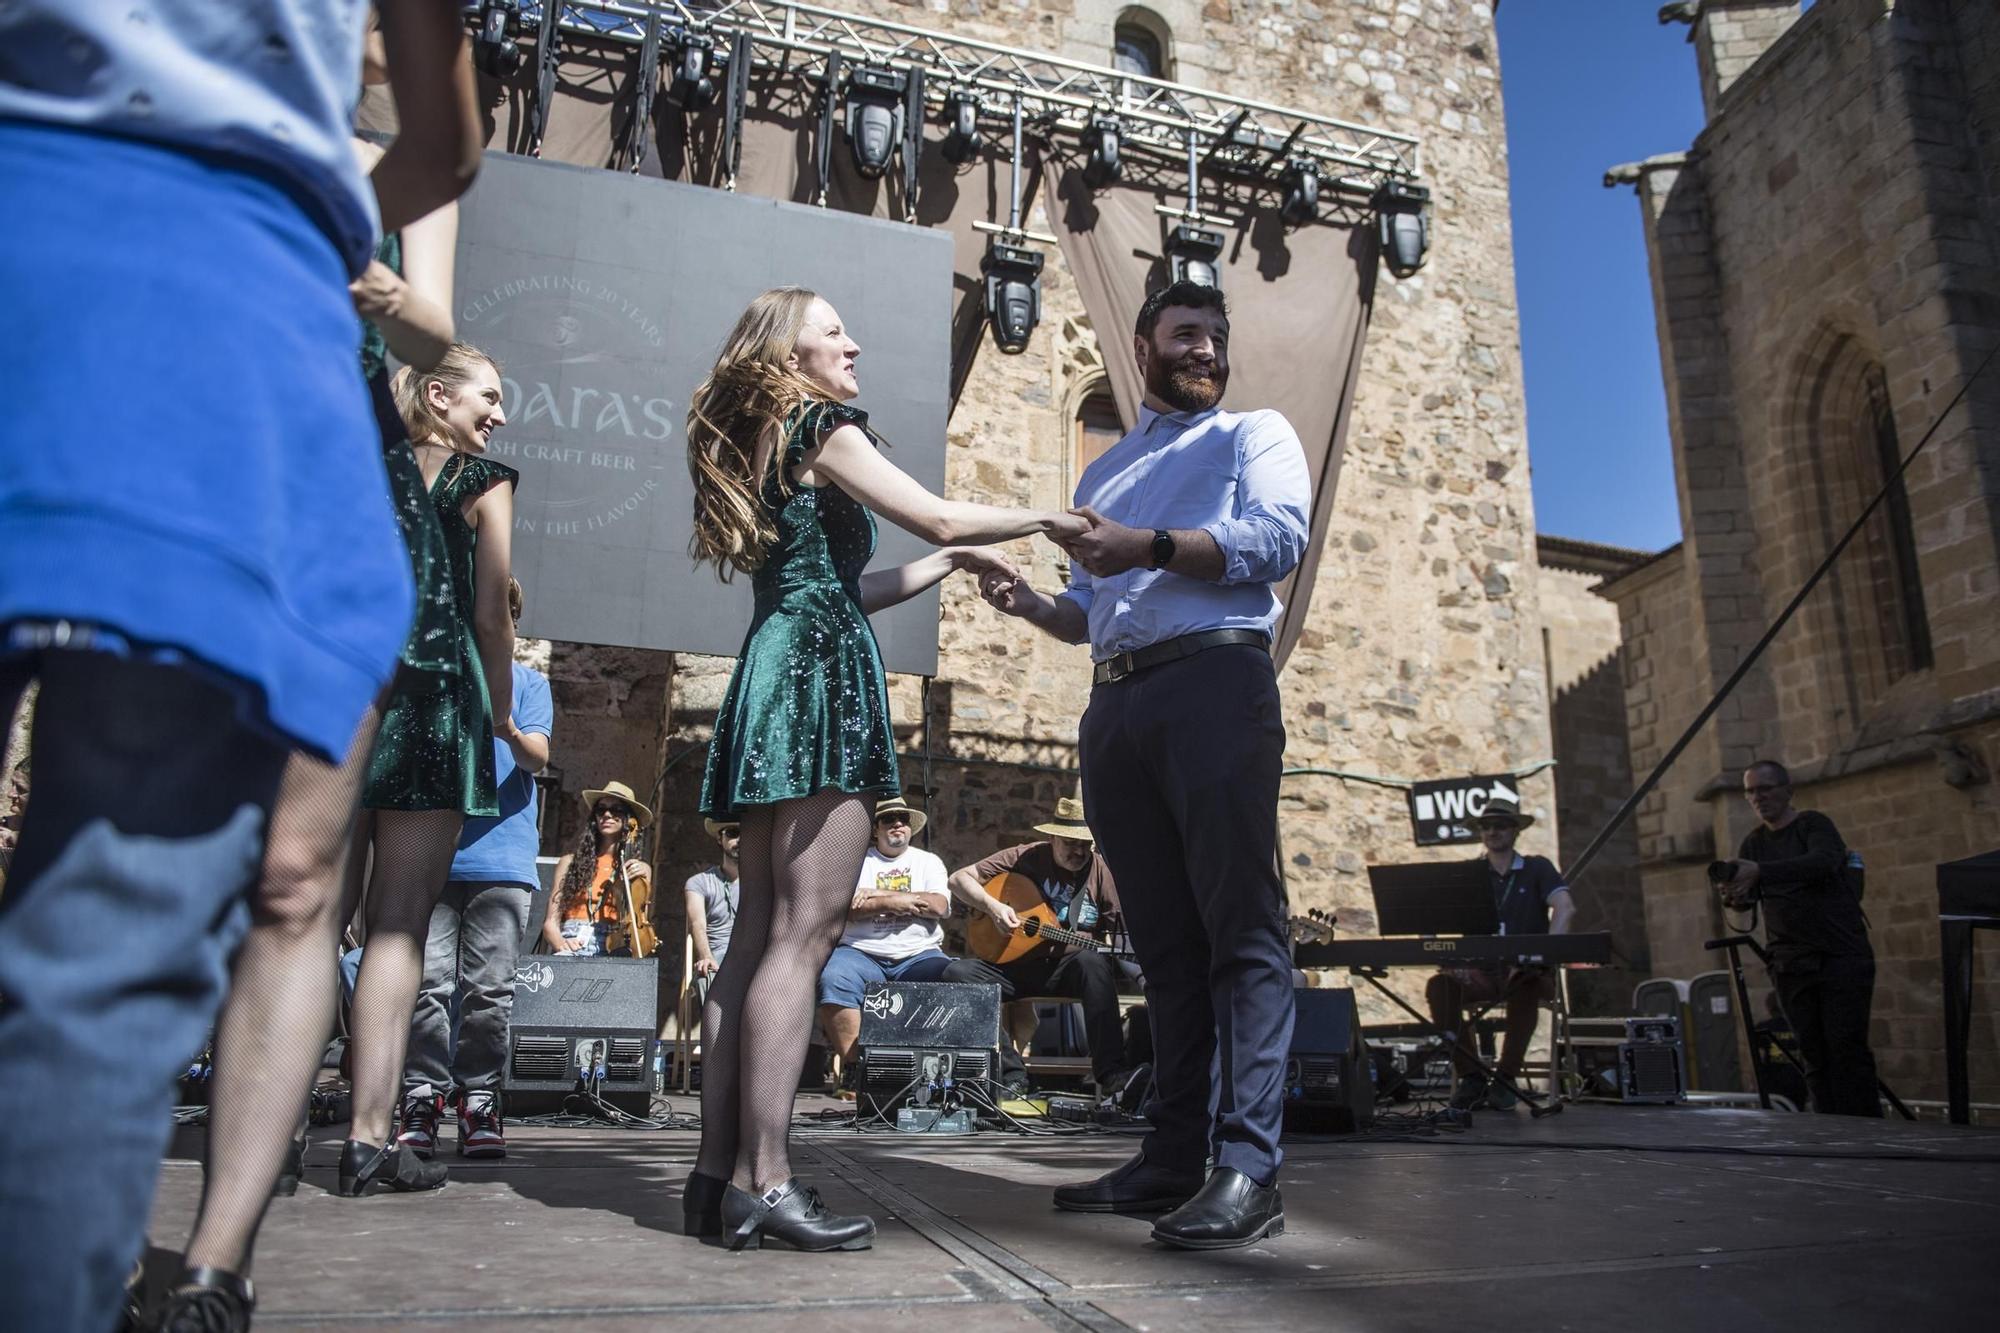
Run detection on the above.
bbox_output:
[719,1178,875,1252]
[150,1266,253,1333]
[336,1138,448,1196]
[683,1169,727,1237]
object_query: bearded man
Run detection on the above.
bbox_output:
[981,280,1310,1250]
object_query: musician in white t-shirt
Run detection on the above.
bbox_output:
[814,797,952,1068]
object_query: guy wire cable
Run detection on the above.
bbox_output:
[1562,338,2000,891]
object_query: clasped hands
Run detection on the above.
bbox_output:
[956,507,1151,617]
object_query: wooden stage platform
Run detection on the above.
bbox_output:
[144,1099,1999,1330]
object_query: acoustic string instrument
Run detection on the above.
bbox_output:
[604,831,659,958]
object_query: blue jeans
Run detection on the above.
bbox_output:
[0,651,288,1332]
[816,946,955,1009]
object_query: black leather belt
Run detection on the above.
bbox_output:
[1091,629,1271,685]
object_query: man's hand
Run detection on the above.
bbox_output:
[694,957,719,978]
[1061,506,1152,578]
[986,899,1022,932]
[1720,859,1761,909]
[979,567,1037,618]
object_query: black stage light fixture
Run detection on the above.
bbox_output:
[1280,157,1320,226]
[473,0,523,79]
[981,238,1044,354]
[845,65,910,179]
[1081,116,1122,189]
[1166,223,1226,289]
[941,90,982,165]
[668,31,716,109]
[1373,179,1431,278]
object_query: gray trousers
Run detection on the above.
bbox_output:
[405,880,532,1098]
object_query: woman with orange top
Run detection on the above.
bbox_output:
[544,782,653,956]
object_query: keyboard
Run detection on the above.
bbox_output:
[1293,932,1612,971]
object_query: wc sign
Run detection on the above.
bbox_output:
[1407,776,1520,846]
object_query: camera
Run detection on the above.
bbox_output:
[1707,860,1735,886]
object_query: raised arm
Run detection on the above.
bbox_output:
[804,426,1087,547]
[371,1,482,236]
[348,144,459,371]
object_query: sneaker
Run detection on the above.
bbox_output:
[458,1093,506,1159]
[1485,1079,1520,1111]
[1447,1073,1490,1111]
[396,1091,443,1159]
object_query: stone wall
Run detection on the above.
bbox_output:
[1605,0,2000,1103]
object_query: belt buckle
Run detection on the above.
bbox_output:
[1105,650,1137,682]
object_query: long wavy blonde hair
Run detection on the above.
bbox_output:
[686,287,834,580]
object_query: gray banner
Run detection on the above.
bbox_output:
[452,152,953,675]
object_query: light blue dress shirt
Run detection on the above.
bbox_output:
[1060,404,1312,660]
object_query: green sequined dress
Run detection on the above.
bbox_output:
[700,401,900,819]
[362,454,519,815]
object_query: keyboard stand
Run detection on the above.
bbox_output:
[1346,965,1563,1120]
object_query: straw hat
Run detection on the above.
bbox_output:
[702,818,741,840]
[1471,797,1535,831]
[873,795,928,836]
[1032,796,1094,842]
[580,780,654,830]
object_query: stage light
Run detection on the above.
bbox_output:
[668,32,716,110]
[1166,223,1225,289]
[1280,158,1320,226]
[473,0,523,79]
[1081,116,1122,189]
[845,65,909,180]
[1372,179,1431,278]
[981,238,1044,354]
[941,90,982,166]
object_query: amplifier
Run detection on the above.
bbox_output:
[504,955,659,1114]
[1571,1015,1686,1104]
[1285,988,1374,1132]
[857,981,1000,1118]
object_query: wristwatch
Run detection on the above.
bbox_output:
[1150,529,1176,569]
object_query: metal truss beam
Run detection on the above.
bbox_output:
[476,1,1424,194]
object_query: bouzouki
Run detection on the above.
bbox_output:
[967,872,1125,966]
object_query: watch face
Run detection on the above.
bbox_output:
[1152,531,1175,567]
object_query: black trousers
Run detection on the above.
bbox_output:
[1080,643,1294,1185]
[943,948,1126,1085]
[1773,954,1882,1117]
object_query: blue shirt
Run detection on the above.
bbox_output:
[450,664,553,886]
[0,1,379,273]
[1061,405,1311,659]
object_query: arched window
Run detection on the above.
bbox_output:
[1795,337,1932,710]
[1113,9,1171,81]
[1073,385,1124,486]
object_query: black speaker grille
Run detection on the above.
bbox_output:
[513,1035,570,1082]
[1628,1045,1682,1097]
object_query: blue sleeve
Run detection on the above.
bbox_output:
[1202,411,1311,586]
[1059,562,1095,615]
[516,669,554,737]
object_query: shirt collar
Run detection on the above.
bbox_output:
[1135,402,1221,436]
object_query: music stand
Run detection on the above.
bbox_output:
[1367,861,1498,937]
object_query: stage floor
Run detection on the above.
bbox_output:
[145,1099,1999,1330]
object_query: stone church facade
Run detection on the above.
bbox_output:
[1601,0,2000,1104]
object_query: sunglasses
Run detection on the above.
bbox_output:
[593,803,630,818]
[875,813,912,826]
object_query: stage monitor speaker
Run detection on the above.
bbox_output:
[856,981,1000,1116]
[1571,1015,1686,1104]
[504,955,659,1114]
[1286,987,1374,1132]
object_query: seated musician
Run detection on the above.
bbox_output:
[542,781,654,957]
[816,797,954,1070]
[942,798,1137,1099]
[1424,798,1574,1110]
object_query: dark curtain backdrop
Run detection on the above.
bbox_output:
[1036,153,1378,668]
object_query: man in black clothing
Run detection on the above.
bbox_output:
[1719,760,1881,1118]
[1425,798,1574,1110]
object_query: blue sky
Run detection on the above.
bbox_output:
[1494,1,1709,553]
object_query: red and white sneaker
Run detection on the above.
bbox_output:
[395,1091,443,1159]
[459,1093,507,1159]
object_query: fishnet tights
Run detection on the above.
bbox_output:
[695,789,871,1192]
[181,706,380,1274]
[345,807,464,1146]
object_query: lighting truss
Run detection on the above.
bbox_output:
[469,1,1422,196]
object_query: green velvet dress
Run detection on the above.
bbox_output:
[362,454,519,815]
[700,401,901,820]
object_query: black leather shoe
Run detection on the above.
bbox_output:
[682,1169,727,1238]
[1150,1168,1284,1250]
[151,1266,253,1333]
[720,1178,875,1252]
[336,1138,448,1196]
[1052,1152,1204,1214]
[271,1131,308,1197]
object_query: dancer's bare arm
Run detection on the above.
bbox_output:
[371,1,481,236]
[349,142,458,371]
[979,571,1089,645]
[802,426,1089,547]
[857,547,1017,615]
[465,481,516,727]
